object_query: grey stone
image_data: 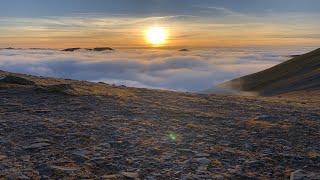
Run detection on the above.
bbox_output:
[47,165,80,175]
[33,138,51,143]
[71,149,90,160]
[99,143,111,148]
[20,155,30,162]
[197,165,208,172]
[0,155,7,160]
[23,143,50,150]
[195,158,210,165]
[120,172,139,179]
[101,174,123,179]
[6,172,30,180]
[195,153,210,158]
[0,168,17,176]
[255,114,278,122]
[177,148,193,153]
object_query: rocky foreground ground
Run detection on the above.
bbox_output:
[0,71,320,179]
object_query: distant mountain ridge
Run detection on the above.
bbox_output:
[62,47,114,52]
[205,48,320,96]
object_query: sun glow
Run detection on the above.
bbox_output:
[145,27,168,45]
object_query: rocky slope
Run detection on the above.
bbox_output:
[205,48,320,96]
[0,71,319,179]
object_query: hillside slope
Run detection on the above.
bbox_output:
[0,71,319,179]
[206,48,320,96]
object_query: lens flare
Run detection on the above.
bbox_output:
[169,133,177,141]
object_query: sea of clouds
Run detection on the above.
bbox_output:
[0,46,316,92]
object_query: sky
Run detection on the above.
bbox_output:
[1,0,320,48]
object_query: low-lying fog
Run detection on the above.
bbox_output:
[0,46,316,92]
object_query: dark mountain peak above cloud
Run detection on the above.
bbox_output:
[62,48,81,52]
[62,47,114,52]
[0,47,16,50]
[179,49,190,52]
[92,47,114,51]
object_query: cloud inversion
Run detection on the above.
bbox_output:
[0,47,315,92]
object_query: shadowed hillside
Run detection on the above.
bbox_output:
[0,70,319,179]
[206,48,320,96]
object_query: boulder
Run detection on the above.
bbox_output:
[0,76,35,85]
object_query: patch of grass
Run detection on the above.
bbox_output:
[246,119,291,129]
[70,84,135,98]
[118,127,131,133]
[34,82,136,98]
[245,119,291,130]
[0,82,10,90]
[197,111,218,118]
[307,151,320,159]
[186,123,201,129]
[211,159,223,167]
[35,84,71,93]
[183,96,208,103]
[0,82,27,90]
[303,120,319,126]
[211,144,228,151]
[151,147,161,154]
[139,120,154,128]
[1,72,136,98]
[276,121,291,130]
[246,119,278,128]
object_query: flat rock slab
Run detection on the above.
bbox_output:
[47,166,80,175]
[195,153,210,158]
[6,172,30,180]
[23,143,50,150]
[0,168,18,177]
[290,169,320,180]
[254,114,279,122]
[120,172,139,179]
[101,174,123,179]
[0,155,7,160]
[194,158,210,165]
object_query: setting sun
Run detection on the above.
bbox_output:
[146,27,168,45]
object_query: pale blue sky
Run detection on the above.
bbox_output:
[1,0,320,17]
